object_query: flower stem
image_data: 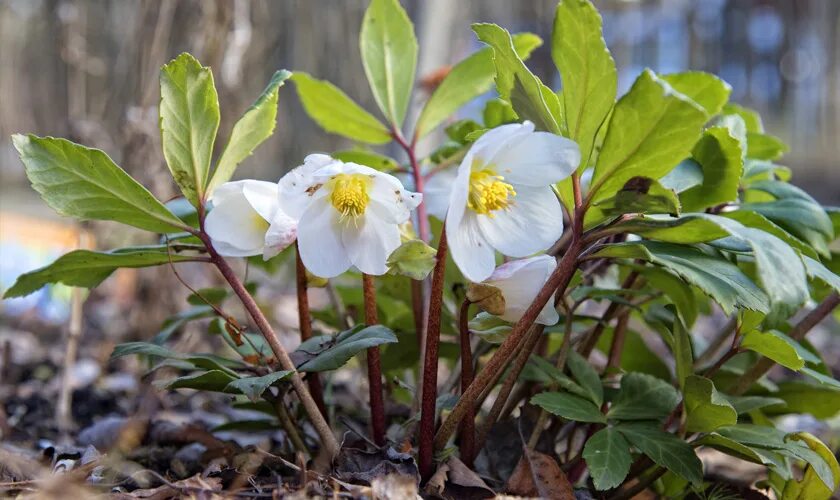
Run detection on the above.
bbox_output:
[392,129,429,242]
[203,236,339,458]
[362,273,386,446]
[295,247,327,418]
[434,238,583,452]
[730,291,839,395]
[457,299,476,467]
[418,229,448,481]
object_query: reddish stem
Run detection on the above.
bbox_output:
[392,130,430,243]
[457,299,475,466]
[295,247,327,418]
[362,273,386,446]
[419,229,448,481]
[605,311,630,373]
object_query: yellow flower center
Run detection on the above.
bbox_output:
[468,169,516,216]
[252,211,270,232]
[329,173,371,218]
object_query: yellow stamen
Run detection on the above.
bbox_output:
[328,173,372,219]
[468,168,516,216]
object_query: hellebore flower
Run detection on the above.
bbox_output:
[477,254,559,325]
[278,155,422,278]
[205,180,297,260]
[445,121,580,282]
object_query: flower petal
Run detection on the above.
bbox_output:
[342,214,401,276]
[424,166,457,220]
[477,186,564,257]
[278,154,336,218]
[447,211,497,282]
[241,180,282,222]
[471,121,534,164]
[368,170,422,224]
[263,210,298,260]
[486,255,559,325]
[297,197,351,278]
[491,132,580,186]
[205,187,266,257]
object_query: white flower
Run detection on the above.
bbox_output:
[278,155,422,278]
[484,255,559,325]
[445,121,580,282]
[205,180,297,260]
[423,165,458,220]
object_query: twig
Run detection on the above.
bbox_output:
[693,316,738,369]
[605,311,630,373]
[58,230,90,433]
[268,394,308,456]
[457,299,476,466]
[418,229,448,481]
[577,271,640,357]
[296,246,327,418]
[609,466,667,500]
[362,273,386,446]
[730,292,839,395]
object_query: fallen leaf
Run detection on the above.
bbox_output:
[425,456,494,500]
[335,446,418,485]
[505,448,574,500]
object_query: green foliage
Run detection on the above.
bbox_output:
[608,372,680,421]
[583,428,632,490]
[12,135,186,233]
[360,0,417,127]
[4,247,196,298]
[208,70,291,194]
[615,422,703,486]
[386,239,437,280]
[291,72,392,144]
[415,32,541,138]
[683,376,738,432]
[159,53,220,206]
[295,325,398,372]
[531,391,605,423]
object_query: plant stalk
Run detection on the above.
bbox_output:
[362,273,386,446]
[203,236,339,458]
[418,229,448,481]
[295,247,327,418]
[457,299,476,466]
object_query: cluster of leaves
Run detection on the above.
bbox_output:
[3,0,840,497]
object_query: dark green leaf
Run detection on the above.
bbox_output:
[225,371,292,402]
[724,395,786,414]
[769,381,840,419]
[679,126,743,212]
[291,72,391,144]
[12,135,186,233]
[159,53,220,205]
[608,372,680,421]
[567,350,603,406]
[616,423,703,486]
[4,247,195,298]
[716,424,788,449]
[530,391,606,423]
[360,0,417,126]
[160,370,237,392]
[583,428,632,490]
[297,325,398,372]
[208,70,290,193]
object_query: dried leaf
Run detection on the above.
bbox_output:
[506,448,575,500]
[425,456,494,500]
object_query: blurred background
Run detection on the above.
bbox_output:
[1,0,838,326]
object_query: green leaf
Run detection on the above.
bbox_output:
[723,210,818,259]
[661,72,731,117]
[360,0,417,126]
[724,395,785,414]
[672,310,694,388]
[594,176,681,216]
[660,159,704,193]
[225,371,292,402]
[683,375,737,432]
[616,422,703,486]
[332,149,400,172]
[213,419,278,432]
[771,381,840,419]
[386,239,437,280]
[525,355,591,400]
[12,135,186,233]
[595,328,672,381]
[415,32,542,138]
[782,432,840,497]
[566,350,604,406]
[639,267,698,327]
[111,341,243,376]
[291,72,391,144]
[159,53,220,205]
[679,127,743,212]
[741,199,833,254]
[483,98,517,128]
[4,247,195,298]
[552,0,617,166]
[592,241,769,314]
[608,372,680,421]
[723,103,763,132]
[747,132,787,160]
[801,367,840,390]
[583,427,632,490]
[207,70,290,194]
[472,23,561,134]
[588,70,707,217]
[695,433,780,466]
[530,392,606,423]
[716,424,788,449]
[741,330,805,371]
[297,325,398,372]
[161,370,237,392]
